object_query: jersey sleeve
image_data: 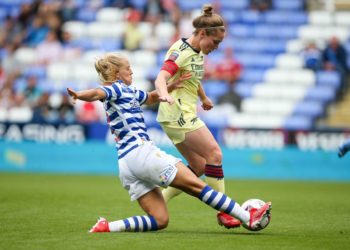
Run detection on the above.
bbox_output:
[165,48,188,68]
[98,83,122,101]
[135,88,148,105]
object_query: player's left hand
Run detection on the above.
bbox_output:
[201,97,214,111]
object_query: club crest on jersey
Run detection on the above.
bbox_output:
[168,51,179,61]
[130,98,139,108]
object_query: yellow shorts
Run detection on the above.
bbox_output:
[159,113,205,145]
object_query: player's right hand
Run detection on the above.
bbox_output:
[67,88,78,104]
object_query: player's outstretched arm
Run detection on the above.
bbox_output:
[67,87,106,104]
[338,138,350,158]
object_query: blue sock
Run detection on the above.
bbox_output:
[113,215,157,232]
[198,185,235,214]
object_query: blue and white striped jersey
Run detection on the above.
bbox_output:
[99,80,150,159]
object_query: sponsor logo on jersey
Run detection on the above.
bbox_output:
[159,165,176,185]
[168,51,179,61]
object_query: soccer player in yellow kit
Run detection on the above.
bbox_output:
[155,4,241,228]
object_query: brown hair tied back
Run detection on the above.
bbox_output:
[192,4,225,35]
[202,4,213,17]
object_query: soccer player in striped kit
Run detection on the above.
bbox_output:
[67,53,271,233]
[155,4,242,228]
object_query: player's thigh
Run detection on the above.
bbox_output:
[180,126,221,160]
[175,144,206,176]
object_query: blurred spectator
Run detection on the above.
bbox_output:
[16,75,42,108]
[76,102,100,123]
[179,11,193,38]
[0,62,5,87]
[61,31,82,61]
[105,0,133,8]
[322,36,349,95]
[0,74,17,109]
[33,92,75,123]
[0,16,23,48]
[32,92,51,123]
[170,22,181,46]
[301,41,322,71]
[17,1,41,29]
[142,0,168,23]
[2,44,21,76]
[36,31,63,65]
[121,9,143,51]
[58,94,75,123]
[24,15,49,47]
[209,48,243,111]
[46,12,64,42]
[140,25,161,52]
[57,0,78,22]
[250,0,272,12]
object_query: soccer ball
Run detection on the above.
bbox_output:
[241,198,271,231]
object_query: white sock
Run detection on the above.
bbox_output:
[109,220,125,232]
[232,203,250,223]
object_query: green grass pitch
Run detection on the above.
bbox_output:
[0,173,349,250]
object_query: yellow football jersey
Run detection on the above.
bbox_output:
[157,38,205,122]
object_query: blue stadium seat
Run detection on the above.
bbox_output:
[240,69,265,83]
[177,0,203,11]
[91,38,122,51]
[254,25,298,39]
[130,0,148,9]
[264,11,307,24]
[275,25,299,39]
[146,66,161,81]
[283,115,313,130]
[345,42,350,54]
[305,86,337,103]
[207,51,224,61]
[293,100,324,118]
[221,10,240,24]
[0,8,7,20]
[240,10,262,25]
[220,0,249,10]
[234,83,254,98]
[273,0,304,10]
[156,50,167,66]
[203,80,229,103]
[76,8,97,22]
[232,38,286,54]
[235,53,275,69]
[70,39,94,51]
[316,71,341,89]
[23,66,47,79]
[229,24,253,38]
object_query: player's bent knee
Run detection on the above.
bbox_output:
[207,147,222,164]
[154,215,169,229]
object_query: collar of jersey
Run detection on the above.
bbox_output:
[181,38,200,53]
[116,80,130,88]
